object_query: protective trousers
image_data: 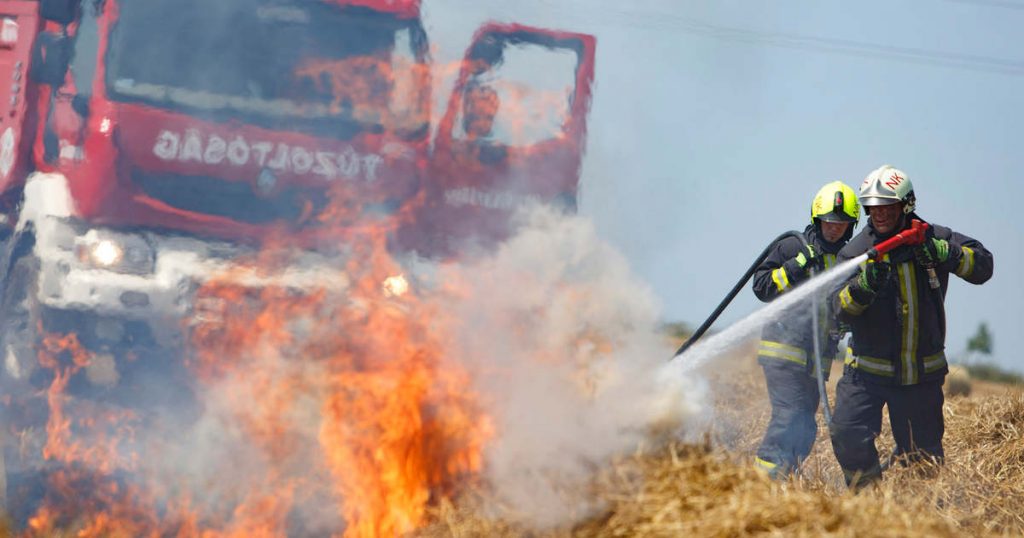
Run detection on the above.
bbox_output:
[755,362,819,478]
[829,367,945,489]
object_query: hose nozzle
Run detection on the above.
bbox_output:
[866,219,930,261]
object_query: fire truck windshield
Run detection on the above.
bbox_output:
[105,1,430,141]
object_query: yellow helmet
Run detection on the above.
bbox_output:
[811,181,860,227]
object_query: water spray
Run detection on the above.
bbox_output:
[672,231,851,424]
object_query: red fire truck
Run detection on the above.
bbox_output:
[0,0,594,505]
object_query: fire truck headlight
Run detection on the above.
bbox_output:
[90,239,123,267]
[76,231,156,275]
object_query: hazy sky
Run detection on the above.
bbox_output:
[421,0,1023,374]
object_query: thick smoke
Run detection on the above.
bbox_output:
[431,205,709,528]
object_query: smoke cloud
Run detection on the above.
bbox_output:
[431,205,709,528]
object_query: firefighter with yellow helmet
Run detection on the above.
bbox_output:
[829,165,993,489]
[750,180,860,478]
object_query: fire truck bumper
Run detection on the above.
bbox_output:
[28,215,350,353]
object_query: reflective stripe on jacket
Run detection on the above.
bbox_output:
[752,225,844,375]
[832,215,993,385]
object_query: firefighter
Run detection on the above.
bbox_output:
[751,180,860,479]
[829,165,993,489]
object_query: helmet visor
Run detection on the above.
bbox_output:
[817,210,858,223]
[860,196,902,208]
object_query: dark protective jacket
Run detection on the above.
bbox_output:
[832,213,993,386]
[752,224,845,376]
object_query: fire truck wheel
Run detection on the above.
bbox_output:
[0,255,42,388]
[0,254,41,514]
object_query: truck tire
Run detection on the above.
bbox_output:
[1,254,41,391]
[0,254,42,514]
[0,253,41,515]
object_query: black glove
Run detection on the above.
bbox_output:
[781,245,822,283]
[915,237,951,268]
[855,261,893,294]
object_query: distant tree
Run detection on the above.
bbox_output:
[965,362,1023,385]
[967,322,993,356]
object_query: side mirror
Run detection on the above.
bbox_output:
[41,0,79,25]
[30,32,70,86]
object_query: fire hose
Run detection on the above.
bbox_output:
[672,231,835,422]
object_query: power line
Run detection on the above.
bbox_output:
[478,0,1024,77]
[943,0,1024,10]
[601,5,1024,76]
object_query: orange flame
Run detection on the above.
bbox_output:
[21,230,493,536]
[37,334,139,473]
[188,225,494,537]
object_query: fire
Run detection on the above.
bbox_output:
[188,227,494,537]
[37,334,138,472]
[382,274,409,297]
[17,223,493,536]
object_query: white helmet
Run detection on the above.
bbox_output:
[859,165,915,214]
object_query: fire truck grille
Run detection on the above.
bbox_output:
[131,169,329,225]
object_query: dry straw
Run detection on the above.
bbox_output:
[6,356,1020,537]
[418,360,1024,538]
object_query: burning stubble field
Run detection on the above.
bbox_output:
[1,210,1021,537]
[419,352,1024,537]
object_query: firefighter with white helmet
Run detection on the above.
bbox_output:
[750,180,859,479]
[829,165,993,489]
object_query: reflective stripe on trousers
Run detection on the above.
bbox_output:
[844,347,947,381]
